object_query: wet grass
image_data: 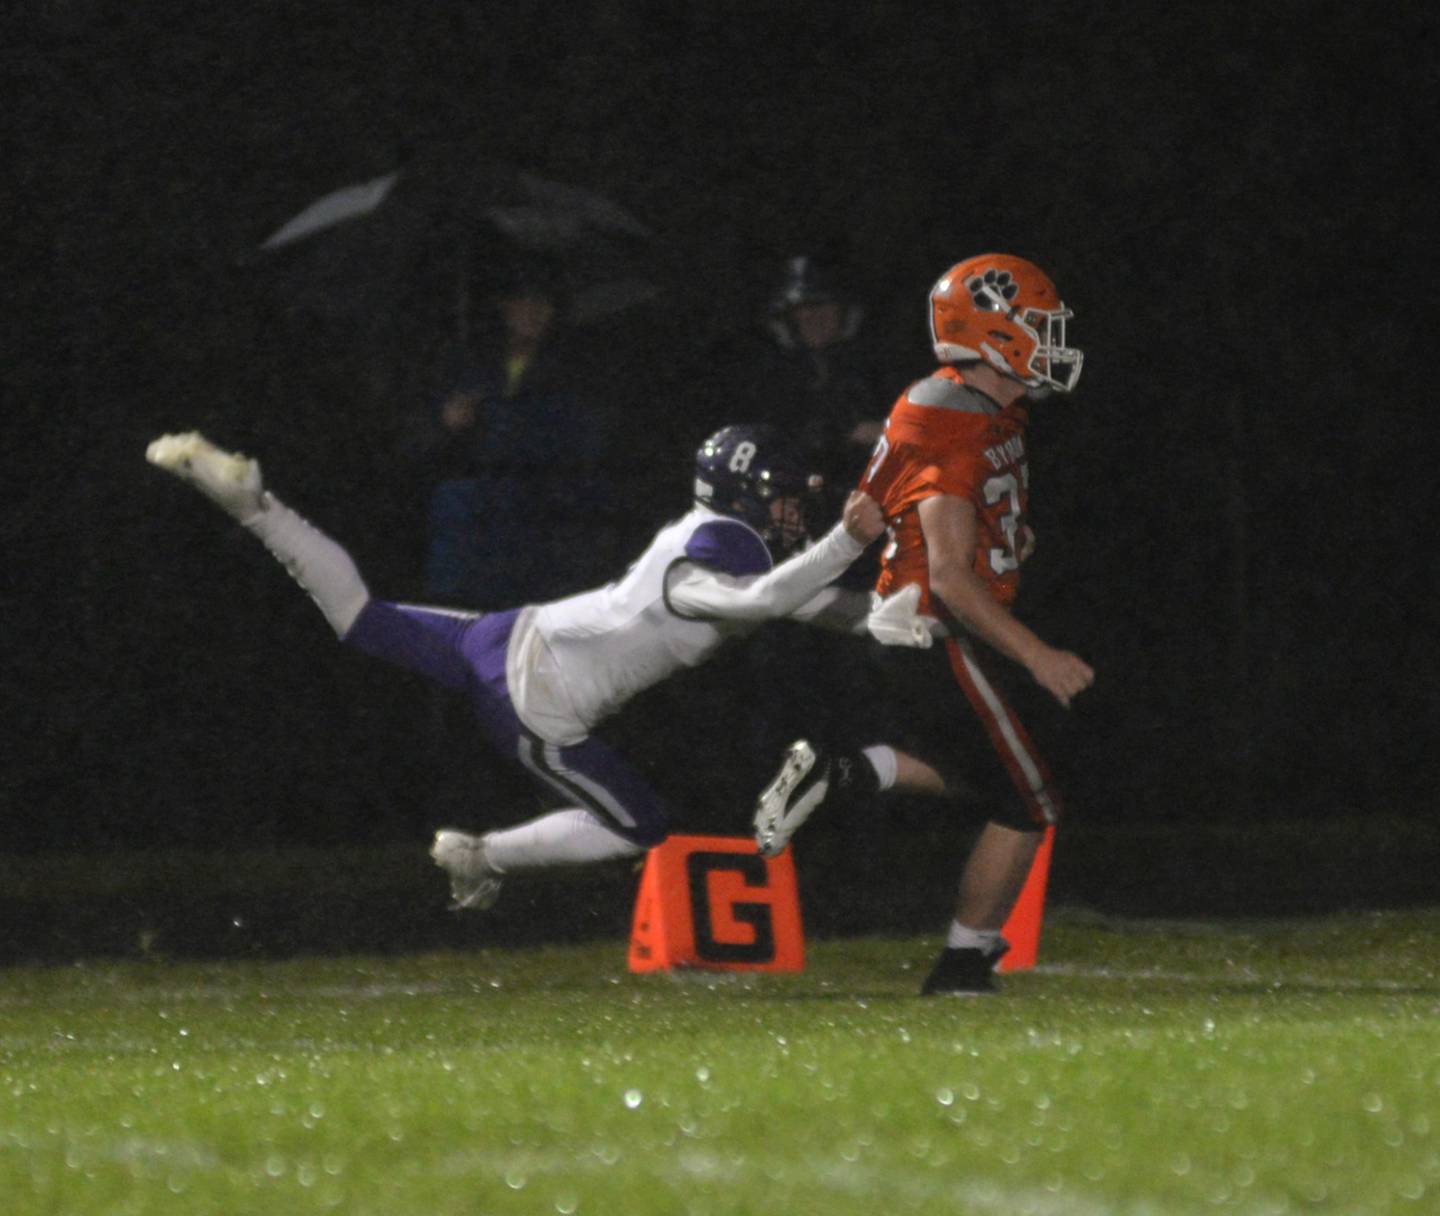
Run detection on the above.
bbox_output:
[3,907,1438,1215]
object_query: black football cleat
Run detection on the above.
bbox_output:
[920,944,1008,996]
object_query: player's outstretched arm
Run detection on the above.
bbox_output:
[667,493,884,624]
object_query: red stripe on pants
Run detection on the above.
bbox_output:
[943,637,1061,826]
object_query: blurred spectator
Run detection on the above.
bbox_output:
[401,257,606,607]
[705,254,889,519]
[696,253,898,781]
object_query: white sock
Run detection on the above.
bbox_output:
[483,808,645,873]
[243,494,371,637]
[945,921,1006,953]
[860,744,898,791]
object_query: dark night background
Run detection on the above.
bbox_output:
[4,1,1438,950]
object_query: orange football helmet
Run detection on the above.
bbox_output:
[928,254,1083,392]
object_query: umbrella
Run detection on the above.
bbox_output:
[256,150,666,333]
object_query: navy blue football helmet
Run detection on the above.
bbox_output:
[694,424,819,557]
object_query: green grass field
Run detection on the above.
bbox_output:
[3,907,1437,1215]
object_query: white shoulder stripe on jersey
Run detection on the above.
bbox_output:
[907,375,997,414]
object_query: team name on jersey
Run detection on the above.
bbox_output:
[982,433,1026,471]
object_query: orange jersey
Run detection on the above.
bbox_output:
[860,367,1031,619]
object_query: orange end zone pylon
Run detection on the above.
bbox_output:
[628,834,804,973]
[996,824,1055,972]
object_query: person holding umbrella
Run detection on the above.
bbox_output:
[400,255,610,608]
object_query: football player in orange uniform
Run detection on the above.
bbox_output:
[754,253,1094,994]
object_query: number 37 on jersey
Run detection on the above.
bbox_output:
[861,428,1032,583]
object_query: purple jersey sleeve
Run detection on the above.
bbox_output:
[684,520,772,577]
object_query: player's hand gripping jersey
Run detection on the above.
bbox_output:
[861,367,1031,624]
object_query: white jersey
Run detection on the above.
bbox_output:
[505,506,866,745]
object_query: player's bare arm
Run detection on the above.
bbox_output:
[919,494,1094,708]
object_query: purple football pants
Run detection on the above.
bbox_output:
[343,600,670,845]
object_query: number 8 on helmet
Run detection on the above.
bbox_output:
[693,424,820,559]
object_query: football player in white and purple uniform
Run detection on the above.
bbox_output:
[147,424,907,912]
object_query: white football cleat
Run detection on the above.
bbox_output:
[753,739,831,858]
[146,431,264,520]
[430,829,504,911]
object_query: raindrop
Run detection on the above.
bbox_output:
[624,1089,643,1109]
[265,1155,285,1178]
[1361,1093,1384,1114]
[556,1193,578,1214]
[505,1168,526,1190]
[936,1088,955,1107]
[695,1067,710,1084]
